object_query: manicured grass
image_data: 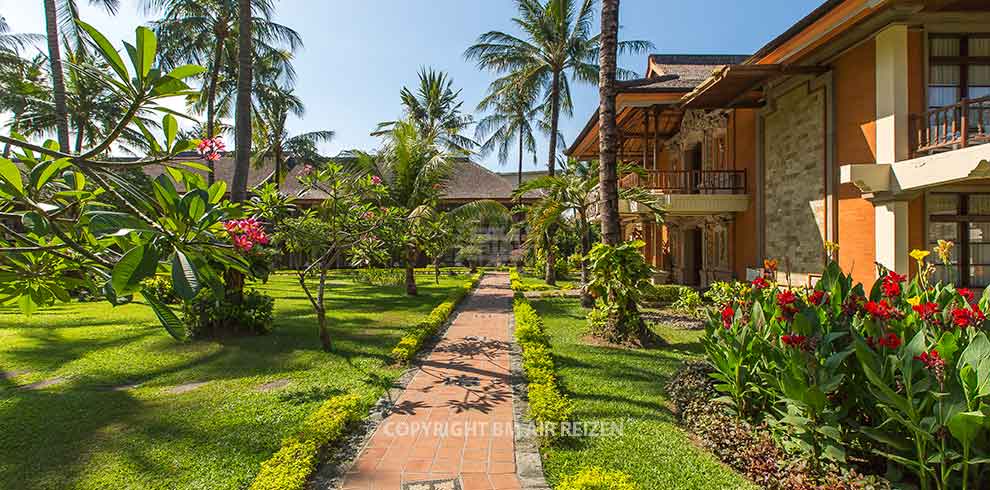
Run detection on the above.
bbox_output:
[0,272,469,490]
[530,298,755,490]
[517,271,577,291]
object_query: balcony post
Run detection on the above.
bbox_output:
[961,98,969,148]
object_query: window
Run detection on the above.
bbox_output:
[928,193,990,288]
[929,35,990,106]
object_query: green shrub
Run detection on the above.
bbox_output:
[390,272,482,364]
[557,467,639,490]
[353,268,404,286]
[671,287,703,315]
[142,275,179,304]
[249,394,365,490]
[510,269,525,298]
[248,439,318,490]
[181,289,275,338]
[646,284,687,305]
[513,297,574,444]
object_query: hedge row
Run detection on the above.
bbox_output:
[557,466,639,490]
[390,272,484,364]
[510,269,525,298]
[249,395,365,490]
[512,295,574,443]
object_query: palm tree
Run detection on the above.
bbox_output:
[475,89,541,186]
[375,68,475,154]
[41,0,120,151]
[599,0,621,244]
[0,16,44,52]
[356,120,507,296]
[465,0,651,177]
[514,158,661,307]
[231,0,253,203]
[144,0,301,182]
[252,84,334,188]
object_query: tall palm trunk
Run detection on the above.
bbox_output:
[205,32,225,185]
[517,129,524,186]
[43,0,70,151]
[598,0,621,246]
[231,0,252,203]
[274,144,282,190]
[543,69,562,285]
[579,210,593,308]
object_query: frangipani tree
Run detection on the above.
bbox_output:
[0,23,264,339]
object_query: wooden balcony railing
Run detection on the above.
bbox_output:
[911,96,990,155]
[619,169,747,194]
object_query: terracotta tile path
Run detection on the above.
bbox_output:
[340,273,522,490]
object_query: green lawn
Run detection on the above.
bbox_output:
[0,272,468,490]
[518,270,577,292]
[531,298,755,490]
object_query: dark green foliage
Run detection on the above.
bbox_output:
[182,288,275,338]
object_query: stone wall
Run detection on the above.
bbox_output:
[763,82,827,274]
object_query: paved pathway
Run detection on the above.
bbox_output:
[341,274,521,490]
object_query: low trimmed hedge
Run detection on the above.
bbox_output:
[510,269,525,299]
[556,466,639,490]
[644,284,691,305]
[249,395,365,490]
[513,297,574,443]
[390,272,483,364]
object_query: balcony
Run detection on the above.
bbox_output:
[619,169,747,194]
[910,96,990,156]
[618,169,750,216]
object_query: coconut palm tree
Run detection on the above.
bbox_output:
[375,68,475,155]
[465,0,651,177]
[41,0,120,151]
[514,157,662,307]
[144,0,301,182]
[475,89,541,186]
[232,0,253,203]
[599,0,621,244]
[355,120,507,296]
[252,84,334,188]
[0,16,44,52]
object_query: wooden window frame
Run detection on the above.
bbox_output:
[930,34,990,105]
[928,192,990,287]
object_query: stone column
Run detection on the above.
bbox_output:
[875,200,909,275]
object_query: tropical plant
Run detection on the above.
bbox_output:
[275,163,395,351]
[144,0,301,182]
[514,158,662,307]
[0,15,44,52]
[354,120,508,296]
[475,88,541,186]
[586,239,657,345]
[0,24,266,340]
[465,0,652,177]
[704,250,990,489]
[252,83,334,188]
[455,233,488,273]
[375,68,475,154]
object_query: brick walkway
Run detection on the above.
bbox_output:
[340,273,522,490]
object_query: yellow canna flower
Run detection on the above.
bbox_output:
[906,295,921,307]
[910,249,930,262]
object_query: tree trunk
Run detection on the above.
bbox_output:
[74,117,84,153]
[547,69,561,177]
[274,145,282,190]
[43,0,70,152]
[434,259,441,284]
[517,128,524,186]
[205,32,225,185]
[231,0,252,203]
[579,211,593,308]
[405,245,418,296]
[316,268,331,351]
[598,0,621,246]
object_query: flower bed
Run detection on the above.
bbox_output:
[390,272,483,364]
[697,252,990,490]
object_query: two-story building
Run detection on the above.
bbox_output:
[566,0,990,288]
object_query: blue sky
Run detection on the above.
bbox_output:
[0,0,820,173]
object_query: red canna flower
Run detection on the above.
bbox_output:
[751,277,769,289]
[781,334,807,348]
[777,290,797,306]
[952,307,974,328]
[914,350,945,370]
[877,332,901,349]
[880,271,907,297]
[865,300,896,321]
[958,288,975,302]
[721,305,734,329]
[912,302,939,320]
[808,290,828,306]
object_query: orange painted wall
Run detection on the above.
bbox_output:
[834,39,878,285]
[731,109,759,279]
